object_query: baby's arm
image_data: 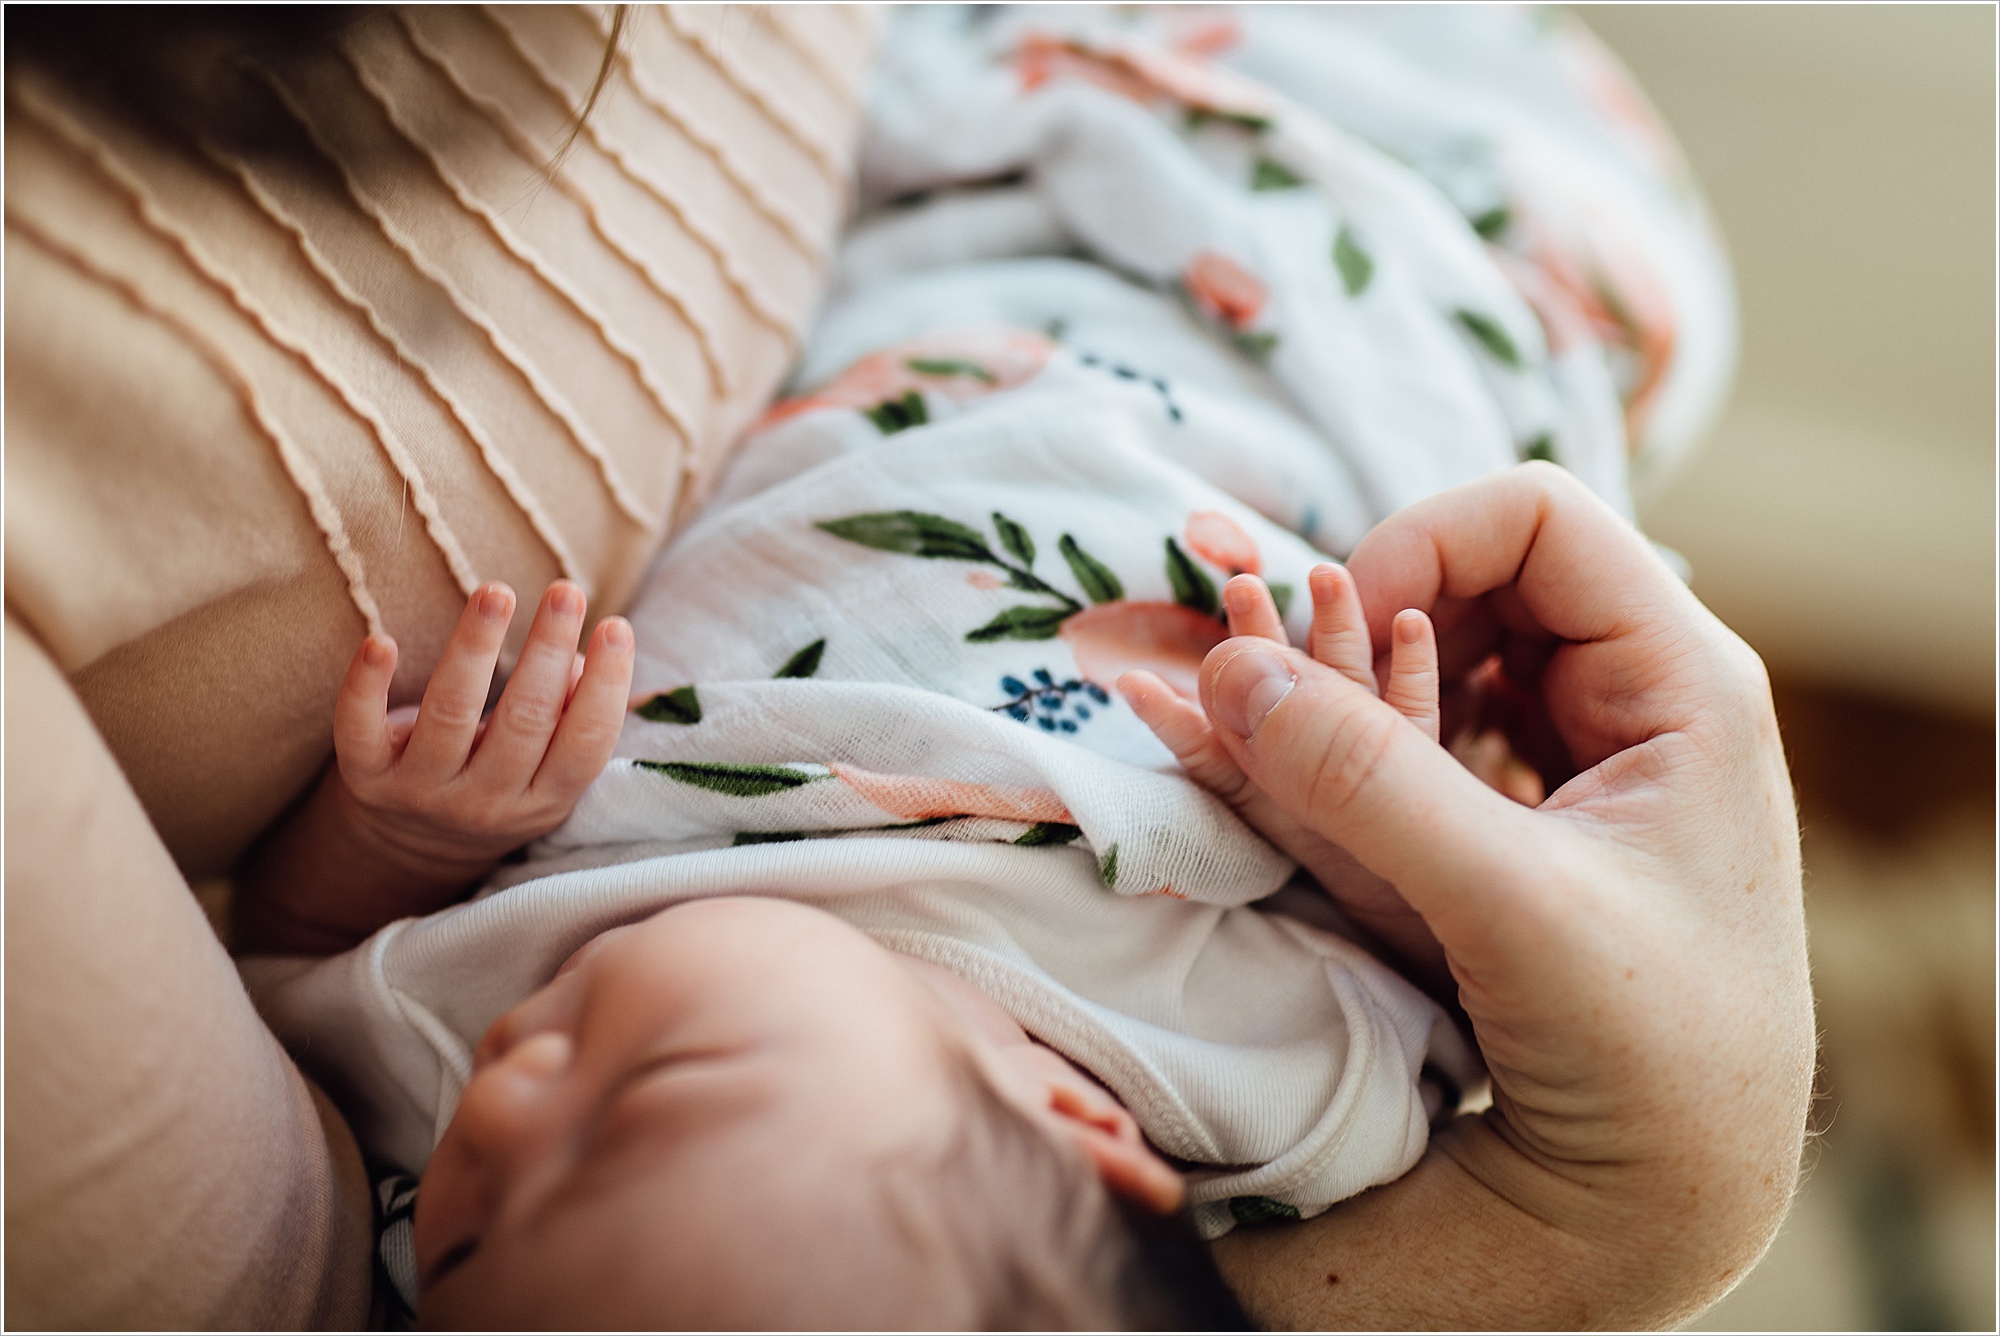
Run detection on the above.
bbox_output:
[237,581,633,955]
[1122,566,1454,994]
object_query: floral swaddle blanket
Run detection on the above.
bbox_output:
[246,5,1732,1236]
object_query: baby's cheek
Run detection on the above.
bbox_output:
[412,1138,489,1276]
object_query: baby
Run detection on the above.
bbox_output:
[245,550,1466,1329]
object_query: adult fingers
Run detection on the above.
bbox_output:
[533,616,634,802]
[1347,464,1699,673]
[1222,575,1288,644]
[1199,636,1541,960]
[472,582,588,790]
[334,634,399,784]
[403,584,514,782]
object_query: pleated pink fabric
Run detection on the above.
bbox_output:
[5,5,874,874]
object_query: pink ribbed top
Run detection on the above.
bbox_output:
[4,5,874,874]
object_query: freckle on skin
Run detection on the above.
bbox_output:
[1625,968,1636,980]
[1326,1273,1340,1285]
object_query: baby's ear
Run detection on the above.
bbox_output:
[994,1046,1185,1214]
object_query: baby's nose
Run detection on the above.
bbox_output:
[450,1031,576,1169]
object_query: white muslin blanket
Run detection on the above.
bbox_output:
[246,5,1732,1239]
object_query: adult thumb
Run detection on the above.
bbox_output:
[1200,637,1539,944]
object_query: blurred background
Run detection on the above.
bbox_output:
[1581,6,1995,1330]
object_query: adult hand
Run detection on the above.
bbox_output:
[1205,463,1814,1329]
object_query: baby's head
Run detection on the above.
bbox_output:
[416,897,1247,1328]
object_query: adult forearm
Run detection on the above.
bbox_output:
[1211,1115,1772,1331]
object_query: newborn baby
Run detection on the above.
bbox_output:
[246,544,1469,1329]
[413,888,1230,1327]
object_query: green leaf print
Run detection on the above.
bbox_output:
[1231,331,1279,364]
[774,639,826,679]
[863,390,929,434]
[818,511,994,563]
[636,760,830,797]
[1456,309,1522,368]
[1185,106,1273,134]
[1471,205,1511,241]
[906,356,997,385]
[1228,1196,1302,1225]
[1164,537,1219,617]
[634,685,701,725]
[1267,582,1294,620]
[992,511,1036,567]
[1015,822,1083,847]
[1250,156,1304,191]
[1058,534,1124,604]
[966,605,1074,643]
[821,510,1085,635]
[1520,434,1558,464]
[1097,842,1120,887]
[734,817,950,845]
[1333,224,1373,297]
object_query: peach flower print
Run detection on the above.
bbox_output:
[1183,251,1267,331]
[829,764,1074,824]
[1013,30,1274,123]
[1182,510,1261,577]
[755,328,1055,432]
[1059,601,1230,702]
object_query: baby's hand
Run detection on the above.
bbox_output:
[1120,566,1451,990]
[237,581,633,955]
[336,581,634,877]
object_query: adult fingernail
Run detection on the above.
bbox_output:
[479,585,511,620]
[362,636,394,668]
[550,582,583,617]
[1212,648,1295,739]
[603,617,632,650]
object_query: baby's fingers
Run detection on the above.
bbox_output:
[334,634,399,783]
[1119,669,1252,804]
[403,583,514,783]
[1383,609,1442,742]
[532,617,635,803]
[1307,563,1377,692]
[474,582,588,790]
[1222,575,1288,644]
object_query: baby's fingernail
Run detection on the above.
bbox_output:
[479,585,511,620]
[1396,611,1425,643]
[603,617,632,650]
[550,582,583,617]
[1212,648,1295,739]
